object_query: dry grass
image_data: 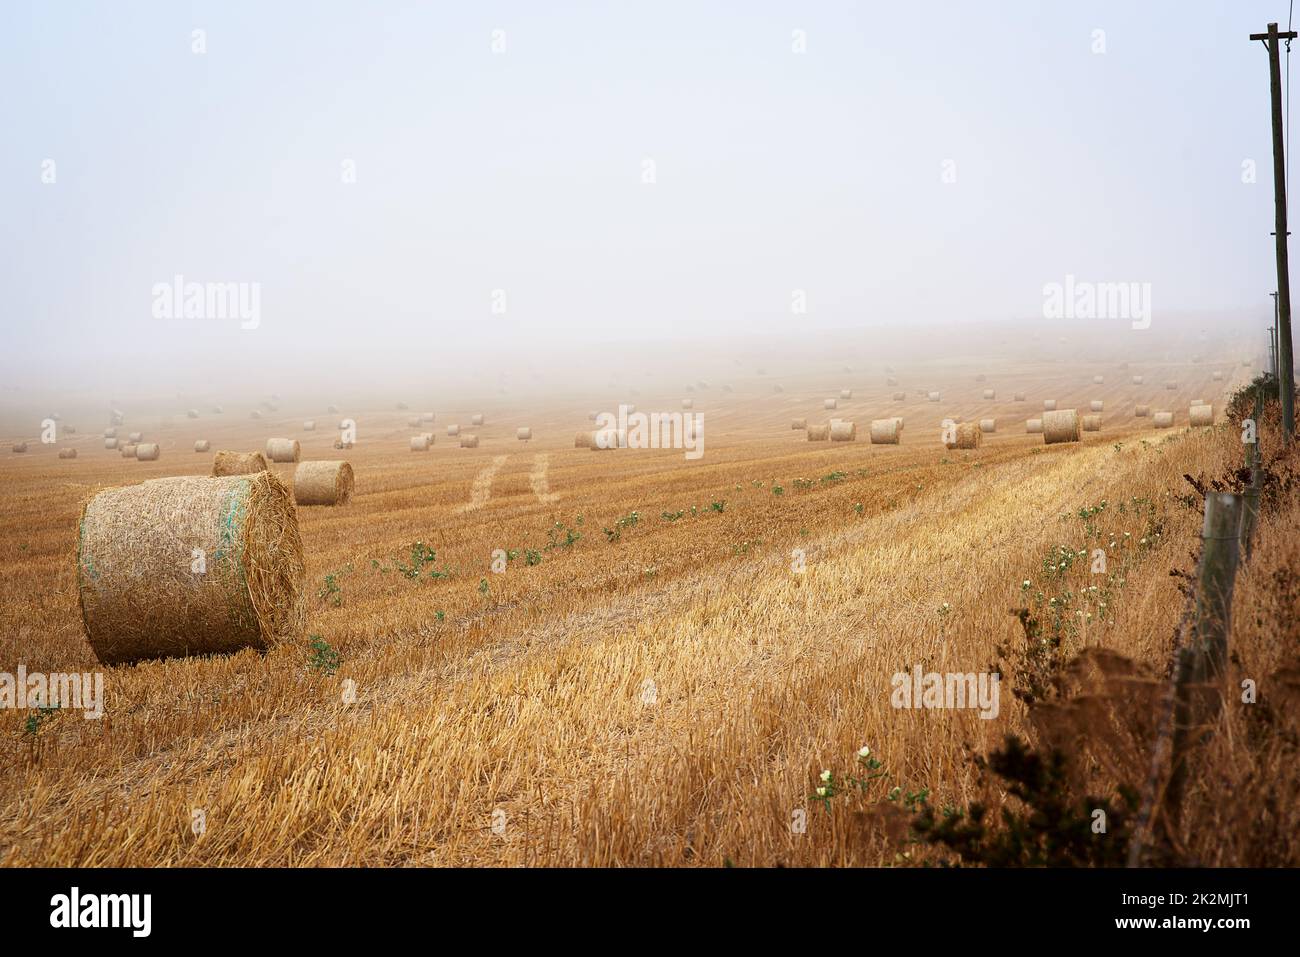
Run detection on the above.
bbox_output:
[0,358,1290,866]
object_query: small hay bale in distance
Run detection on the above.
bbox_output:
[327,404,340,414]
[1154,411,1174,428]
[1093,375,1104,385]
[212,450,268,476]
[869,418,900,444]
[194,440,210,453]
[892,391,906,401]
[824,398,838,410]
[1090,400,1104,413]
[76,472,306,665]
[104,438,118,450]
[886,377,899,387]
[128,431,143,443]
[410,435,431,451]
[250,410,262,419]
[187,409,199,419]
[460,434,480,448]
[1189,405,1213,427]
[420,412,435,424]
[471,413,485,426]
[1042,409,1080,444]
[829,420,857,442]
[979,418,996,433]
[104,427,116,438]
[1043,399,1057,411]
[407,416,423,428]
[265,438,301,463]
[212,405,223,414]
[1082,414,1102,432]
[447,424,460,436]
[681,398,694,410]
[839,389,852,400]
[1135,405,1151,417]
[58,448,77,459]
[120,444,138,457]
[1013,392,1026,402]
[1212,371,1224,381]
[945,422,981,450]
[806,423,831,441]
[303,420,316,431]
[135,443,161,461]
[1165,381,1178,390]
[1132,375,1144,385]
[1026,418,1044,434]
[982,389,995,400]
[575,431,593,448]
[516,427,532,441]
[791,418,807,430]
[293,460,354,506]
[927,391,941,402]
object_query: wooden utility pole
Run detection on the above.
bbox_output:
[1252,23,1298,442]
[1270,291,1280,378]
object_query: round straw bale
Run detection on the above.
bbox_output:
[1043,399,1057,411]
[830,420,857,441]
[1026,418,1043,434]
[213,450,268,476]
[1212,371,1223,381]
[447,424,460,436]
[104,428,116,439]
[1132,375,1144,385]
[824,398,838,410]
[681,398,694,409]
[976,374,987,382]
[840,389,852,400]
[1165,381,1178,390]
[979,418,996,433]
[293,460,353,506]
[128,431,143,443]
[397,401,409,410]
[135,443,160,461]
[806,423,831,441]
[892,391,906,401]
[945,422,981,450]
[303,420,316,431]
[982,389,995,400]
[1042,409,1080,444]
[575,431,593,448]
[77,473,306,665]
[791,418,808,430]
[1093,375,1104,385]
[886,377,899,387]
[471,413,485,426]
[869,418,900,444]
[327,405,339,414]
[1090,400,1103,413]
[1189,404,1213,427]
[105,438,119,450]
[1082,414,1102,432]
[1135,405,1151,417]
[120,444,137,457]
[212,406,223,414]
[410,435,430,451]
[420,412,435,423]
[187,409,199,419]
[516,427,532,441]
[1154,411,1174,428]
[407,416,422,428]
[460,434,480,448]
[1242,359,1251,367]
[1014,391,1026,401]
[772,384,784,393]
[11,441,28,453]
[59,448,78,459]
[251,410,262,419]
[265,438,300,463]
[194,440,210,453]
[927,391,941,402]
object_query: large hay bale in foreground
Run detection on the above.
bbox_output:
[979,418,996,433]
[1042,409,1080,444]
[791,418,807,430]
[1082,414,1102,432]
[869,418,900,444]
[76,472,306,664]
[135,443,160,461]
[265,438,300,463]
[194,440,210,452]
[410,435,430,451]
[945,422,981,450]
[806,423,830,441]
[1026,418,1043,434]
[460,434,480,448]
[516,427,532,441]
[1135,405,1151,417]
[293,460,354,506]
[1189,404,1213,427]
[213,450,268,476]
[1154,411,1174,428]
[830,420,857,442]
[59,448,78,459]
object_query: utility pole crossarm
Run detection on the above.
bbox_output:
[1249,31,1298,40]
